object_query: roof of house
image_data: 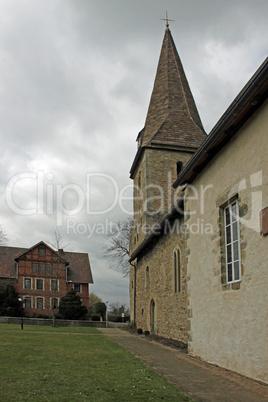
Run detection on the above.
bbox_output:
[173,57,268,187]
[130,27,207,178]
[0,242,93,284]
[13,241,68,263]
[0,246,26,278]
[63,251,93,284]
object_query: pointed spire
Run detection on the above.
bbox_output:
[140,28,206,149]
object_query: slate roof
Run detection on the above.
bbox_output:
[0,243,93,284]
[173,57,268,187]
[141,28,206,149]
[64,251,93,284]
[0,246,26,278]
[130,28,207,178]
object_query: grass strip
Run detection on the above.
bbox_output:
[0,325,191,401]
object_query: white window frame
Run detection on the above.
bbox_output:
[50,297,59,309]
[35,278,44,290]
[36,297,45,310]
[23,296,32,309]
[73,283,81,293]
[224,200,241,283]
[50,279,59,291]
[23,277,32,290]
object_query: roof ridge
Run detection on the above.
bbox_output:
[146,113,169,144]
[170,39,194,125]
[166,33,205,136]
[168,29,204,132]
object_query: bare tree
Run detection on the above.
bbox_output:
[88,293,103,317]
[48,228,70,327]
[109,302,130,316]
[0,225,8,246]
[102,219,133,276]
[88,293,103,306]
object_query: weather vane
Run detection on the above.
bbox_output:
[160,11,174,28]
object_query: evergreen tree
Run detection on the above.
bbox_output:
[59,290,88,320]
[92,302,106,320]
[0,281,21,317]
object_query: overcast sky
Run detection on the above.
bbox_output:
[0,0,267,308]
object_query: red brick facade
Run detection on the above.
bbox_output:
[0,241,93,316]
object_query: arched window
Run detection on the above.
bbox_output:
[173,249,181,293]
[150,299,156,333]
[176,161,183,177]
[138,172,141,192]
[145,266,150,288]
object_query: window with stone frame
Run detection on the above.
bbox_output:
[36,297,44,310]
[36,279,44,290]
[50,279,58,291]
[24,278,31,289]
[173,249,181,293]
[224,200,241,283]
[24,297,31,309]
[51,298,59,309]
[74,283,81,293]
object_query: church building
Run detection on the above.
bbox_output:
[129,26,268,384]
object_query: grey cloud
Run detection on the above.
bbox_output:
[0,0,267,307]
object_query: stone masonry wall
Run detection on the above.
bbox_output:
[132,222,188,344]
[130,146,194,335]
[130,147,194,252]
[185,100,268,383]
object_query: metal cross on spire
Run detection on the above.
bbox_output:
[160,11,174,28]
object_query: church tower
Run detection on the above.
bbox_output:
[130,27,207,250]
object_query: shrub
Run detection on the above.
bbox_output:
[144,330,150,336]
[91,314,101,321]
[107,314,130,322]
[0,281,21,317]
[59,290,88,320]
[24,312,50,319]
[129,321,136,330]
[92,302,106,320]
[137,328,143,335]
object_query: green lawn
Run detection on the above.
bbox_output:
[0,323,100,333]
[0,324,191,401]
